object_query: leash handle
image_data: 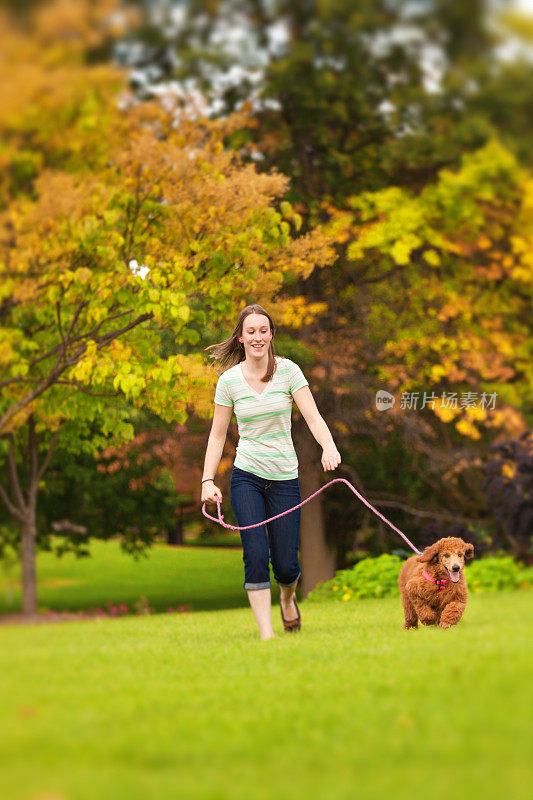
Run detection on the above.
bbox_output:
[201,476,422,556]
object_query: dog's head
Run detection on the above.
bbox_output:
[417,537,474,583]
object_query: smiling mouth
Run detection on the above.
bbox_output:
[446,567,461,583]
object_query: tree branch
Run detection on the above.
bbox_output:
[0,312,153,435]
[37,427,62,482]
[6,434,26,512]
[28,414,38,486]
[0,480,25,522]
[359,263,405,285]
[368,498,477,526]
[55,379,121,398]
[56,301,66,356]
[51,300,89,370]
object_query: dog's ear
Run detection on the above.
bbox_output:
[464,542,474,560]
[417,541,441,563]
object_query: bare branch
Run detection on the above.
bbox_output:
[37,427,62,482]
[369,499,477,526]
[0,480,25,522]
[92,312,153,350]
[56,301,66,355]
[51,300,89,370]
[28,414,38,484]
[0,376,40,390]
[0,372,57,436]
[80,307,135,340]
[17,304,133,380]
[6,435,26,511]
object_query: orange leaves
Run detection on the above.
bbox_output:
[274,296,328,329]
[476,234,492,250]
[474,262,504,280]
[0,3,353,574]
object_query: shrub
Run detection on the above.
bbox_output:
[466,556,533,592]
[307,554,533,602]
[307,554,402,602]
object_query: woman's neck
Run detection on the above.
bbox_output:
[242,355,270,376]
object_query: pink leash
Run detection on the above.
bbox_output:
[201,477,422,556]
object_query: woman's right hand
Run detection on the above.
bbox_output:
[201,480,223,504]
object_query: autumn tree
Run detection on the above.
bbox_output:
[306,141,533,569]
[0,0,335,614]
[104,0,533,592]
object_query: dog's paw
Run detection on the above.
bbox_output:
[439,621,451,629]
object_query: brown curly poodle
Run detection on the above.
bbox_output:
[398,537,474,630]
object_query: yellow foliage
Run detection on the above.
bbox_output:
[430,364,447,382]
[455,418,482,440]
[333,421,350,434]
[275,296,328,329]
[465,404,487,422]
[433,404,458,423]
[502,463,516,480]
[0,6,335,437]
[423,249,441,266]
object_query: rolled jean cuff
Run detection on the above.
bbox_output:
[244,581,271,590]
[277,571,301,588]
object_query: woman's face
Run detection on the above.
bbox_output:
[238,313,272,361]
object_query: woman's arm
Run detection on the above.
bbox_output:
[201,403,233,502]
[292,386,341,471]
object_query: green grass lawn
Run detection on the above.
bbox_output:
[0,578,531,800]
[0,539,254,614]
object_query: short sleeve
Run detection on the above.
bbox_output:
[287,360,309,395]
[214,373,233,407]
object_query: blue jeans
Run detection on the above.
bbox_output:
[230,466,302,590]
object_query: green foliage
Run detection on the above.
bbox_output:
[272,333,315,367]
[307,553,403,601]
[35,449,179,559]
[308,554,533,602]
[467,556,533,593]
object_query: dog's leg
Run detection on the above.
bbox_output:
[439,601,466,629]
[401,594,418,630]
[410,594,438,626]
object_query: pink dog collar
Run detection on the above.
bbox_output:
[422,571,450,591]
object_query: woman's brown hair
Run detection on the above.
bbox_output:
[204,304,278,383]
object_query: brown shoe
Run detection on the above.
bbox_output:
[280,595,301,632]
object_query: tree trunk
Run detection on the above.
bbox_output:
[167,511,184,546]
[293,418,336,597]
[1,418,60,617]
[21,518,38,615]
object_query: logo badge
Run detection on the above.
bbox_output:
[376,390,395,411]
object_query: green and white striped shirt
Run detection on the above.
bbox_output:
[214,356,309,480]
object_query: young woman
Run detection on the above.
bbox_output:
[201,304,341,640]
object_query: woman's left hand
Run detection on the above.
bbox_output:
[321,442,341,472]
